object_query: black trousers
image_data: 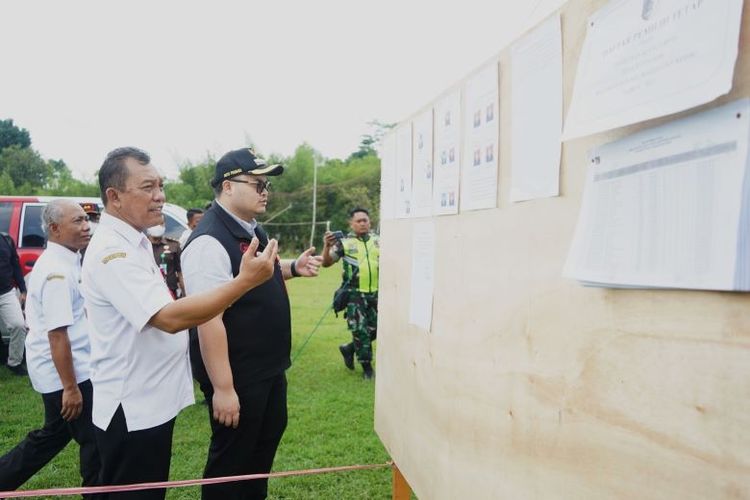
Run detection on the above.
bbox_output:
[94,405,175,500]
[202,373,288,500]
[0,379,100,496]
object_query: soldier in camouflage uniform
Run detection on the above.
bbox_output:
[146,224,184,299]
[322,207,379,379]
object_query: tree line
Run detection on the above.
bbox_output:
[0,119,386,255]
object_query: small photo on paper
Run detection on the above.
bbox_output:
[642,0,656,20]
[444,112,451,126]
[425,161,432,180]
[441,192,447,207]
[449,147,455,163]
[485,144,494,163]
[473,110,482,128]
[473,149,481,166]
[449,191,455,206]
[400,178,405,192]
[417,133,424,150]
[441,150,447,165]
[486,103,494,122]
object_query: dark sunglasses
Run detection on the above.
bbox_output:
[227,178,272,194]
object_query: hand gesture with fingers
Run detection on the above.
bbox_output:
[238,237,278,289]
[294,247,322,277]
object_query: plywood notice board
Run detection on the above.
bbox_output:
[374,1,750,499]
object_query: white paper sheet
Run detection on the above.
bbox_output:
[378,132,397,221]
[395,124,413,219]
[409,221,435,331]
[432,90,462,215]
[412,110,434,218]
[461,63,499,211]
[563,0,743,140]
[510,14,562,202]
[564,98,750,291]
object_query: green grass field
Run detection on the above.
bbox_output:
[0,265,394,499]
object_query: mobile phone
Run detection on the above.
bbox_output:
[332,230,345,240]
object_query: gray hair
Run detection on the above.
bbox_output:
[99,147,151,206]
[41,199,80,235]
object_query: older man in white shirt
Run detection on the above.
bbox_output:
[0,199,100,495]
[82,147,278,499]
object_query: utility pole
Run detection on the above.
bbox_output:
[309,161,318,248]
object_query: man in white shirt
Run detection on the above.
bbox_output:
[0,200,100,494]
[82,147,278,499]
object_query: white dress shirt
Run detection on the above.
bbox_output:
[181,200,257,295]
[81,212,194,431]
[25,241,91,394]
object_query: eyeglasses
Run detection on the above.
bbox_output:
[227,178,272,194]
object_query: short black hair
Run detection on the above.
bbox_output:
[186,208,204,223]
[99,147,151,206]
[349,207,369,218]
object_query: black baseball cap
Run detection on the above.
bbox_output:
[211,148,284,187]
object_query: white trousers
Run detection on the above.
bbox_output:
[0,289,26,366]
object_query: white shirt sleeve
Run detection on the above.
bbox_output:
[92,247,173,333]
[181,235,233,295]
[40,272,74,332]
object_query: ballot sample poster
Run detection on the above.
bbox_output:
[563,0,743,140]
[378,132,397,221]
[564,98,750,291]
[460,62,499,211]
[395,123,413,219]
[432,90,462,215]
[409,220,435,331]
[510,14,562,202]
[412,110,434,218]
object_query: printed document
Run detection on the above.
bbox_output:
[395,124,413,219]
[564,98,750,291]
[433,90,462,215]
[409,221,435,331]
[510,14,562,202]
[412,110,434,218]
[563,0,743,140]
[461,62,499,211]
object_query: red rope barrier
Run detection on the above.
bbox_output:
[0,462,393,498]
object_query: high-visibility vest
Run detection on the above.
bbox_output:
[341,233,379,293]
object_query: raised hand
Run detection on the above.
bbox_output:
[294,247,322,277]
[238,237,278,289]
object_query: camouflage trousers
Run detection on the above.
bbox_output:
[345,292,378,363]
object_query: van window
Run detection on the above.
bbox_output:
[0,202,12,234]
[20,204,46,248]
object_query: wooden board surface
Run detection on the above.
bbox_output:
[374,1,750,498]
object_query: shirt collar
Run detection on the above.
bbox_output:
[45,240,81,266]
[214,200,257,235]
[100,212,149,248]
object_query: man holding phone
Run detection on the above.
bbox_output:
[322,207,380,380]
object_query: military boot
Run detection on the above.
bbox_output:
[339,343,355,370]
[362,362,375,380]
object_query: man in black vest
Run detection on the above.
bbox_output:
[181,148,323,500]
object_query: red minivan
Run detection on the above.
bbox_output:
[0,196,189,347]
[0,195,189,276]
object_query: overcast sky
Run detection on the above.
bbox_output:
[0,0,564,180]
